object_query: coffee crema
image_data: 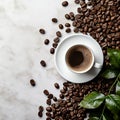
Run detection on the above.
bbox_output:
[66,45,93,72]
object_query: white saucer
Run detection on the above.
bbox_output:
[54,34,104,83]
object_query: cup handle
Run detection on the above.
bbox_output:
[94,62,102,69]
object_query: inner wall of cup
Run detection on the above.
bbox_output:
[65,45,94,73]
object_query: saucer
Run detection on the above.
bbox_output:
[54,34,104,83]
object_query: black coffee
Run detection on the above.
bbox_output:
[66,45,93,72]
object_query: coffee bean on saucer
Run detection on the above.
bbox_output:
[46,99,51,105]
[50,48,55,54]
[43,89,49,96]
[65,28,71,33]
[30,79,36,87]
[52,43,58,48]
[62,1,68,7]
[59,24,64,29]
[40,60,46,67]
[65,14,70,20]
[56,31,62,37]
[65,23,71,27]
[52,18,58,23]
[44,39,49,45]
[53,37,60,43]
[54,83,60,89]
[39,29,45,34]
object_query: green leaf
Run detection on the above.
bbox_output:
[102,68,119,79]
[105,94,120,114]
[79,91,105,109]
[102,115,107,120]
[89,117,99,120]
[107,48,120,69]
[116,81,120,95]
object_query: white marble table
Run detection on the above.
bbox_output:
[0,0,81,120]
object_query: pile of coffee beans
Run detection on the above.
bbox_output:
[37,0,119,119]
[41,78,115,120]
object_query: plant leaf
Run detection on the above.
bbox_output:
[89,117,99,120]
[107,48,120,69]
[105,94,120,114]
[116,81,120,95]
[79,91,105,109]
[102,68,119,79]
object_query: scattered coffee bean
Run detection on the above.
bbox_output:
[53,96,57,102]
[40,60,46,67]
[65,23,71,27]
[54,83,60,89]
[30,79,36,87]
[52,43,58,48]
[39,29,45,34]
[74,28,79,33]
[52,18,58,23]
[65,14,70,20]
[56,31,62,37]
[74,0,80,4]
[38,111,43,117]
[48,94,53,99]
[59,24,64,29]
[62,1,68,7]
[65,28,71,33]
[44,39,49,45]
[46,118,51,120]
[50,48,55,54]
[53,37,60,43]
[59,94,64,99]
[39,106,44,112]
[43,89,49,96]
[46,107,52,112]
[46,99,51,105]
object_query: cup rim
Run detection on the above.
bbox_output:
[65,44,95,74]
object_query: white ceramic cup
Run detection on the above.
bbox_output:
[65,44,102,74]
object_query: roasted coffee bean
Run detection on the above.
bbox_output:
[62,1,68,7]
[46,107,52,112]
[50,48,55,54]
[65,14,71,20]
[30,79,36,87]
[46,99,51,105]
[53,37,60,43]
[40,60,46,67]
[73,28,79,33]
[56,31,62,37]
[48,94,53,99]
[74,0,80,4]
[39,106,44,112]
[52,43,58,48]
[53,96,57,102]
[44,39,49,45]
[43,89,49,96]
[46,118,51,120]
[59,94,64,99]
[38,111,43,117]
[65,28,71,33]
[39,29,45,34]
[59,24,64,29]
[54,83,60,89]
[65,23,71,27]
[52,18,58,23]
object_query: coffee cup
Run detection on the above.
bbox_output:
[65,44,102,73]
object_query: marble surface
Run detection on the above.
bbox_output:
[0,0,81,120]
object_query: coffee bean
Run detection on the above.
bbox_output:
[59,24,64,29]
[65,23,71,27]
[46,107,52,112]
[44,39,49,45]
[53,37,60,43]
[53,96,57,102]
[46,118,51,120]
[74,0,80,4]
[73,28,79,33]
[52,18,58,23]
[62,1,68,7]
[43,89,49,96]
[65,14,70,20]
[59,94,64,99]
[54,83,60,89]
[48,94,53,99]
[39,29,45,34]
[50,48,55,54]
[40,60,46,67]
[38,111,43,117]
[56,31,62,37]
[30,79,36,87]
[52,43,58,48]
[46,99,51,105]
[39,106,44,112]
[65,28,71,33]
